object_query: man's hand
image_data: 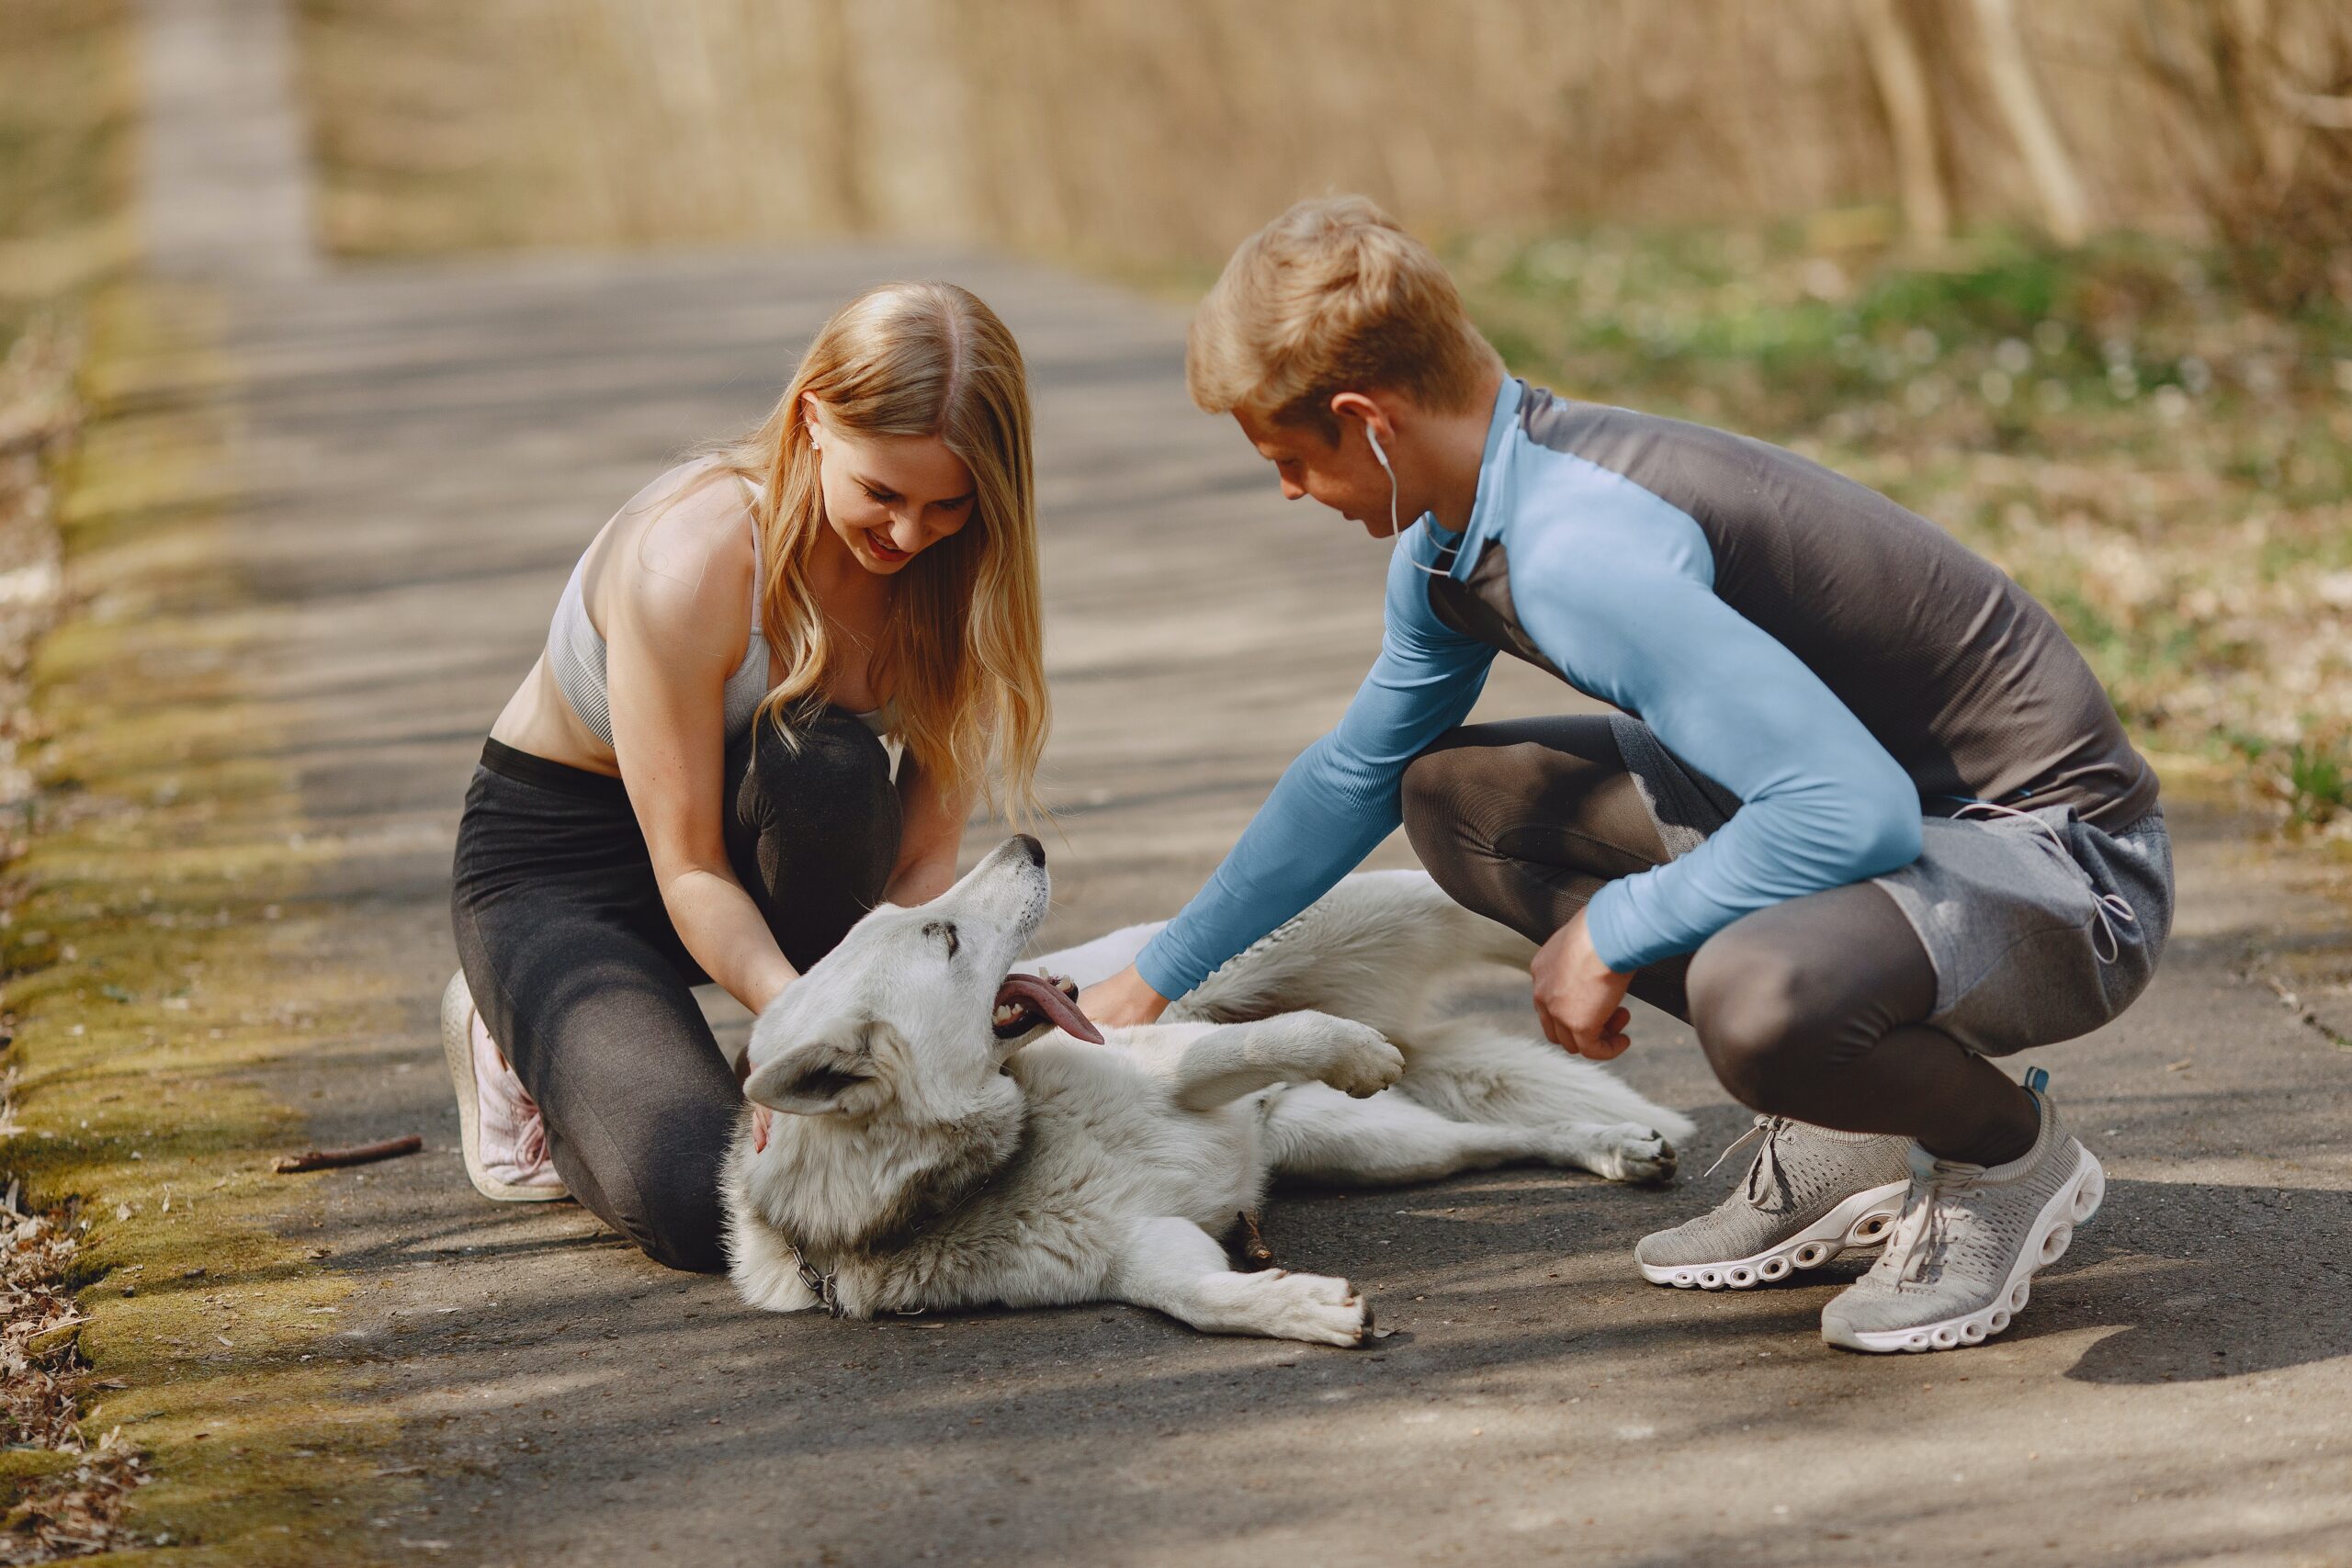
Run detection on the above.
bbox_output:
[1531,909,1635,1059]
[1079,964,1170,1031]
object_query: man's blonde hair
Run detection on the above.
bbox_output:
[1187,196,1500,441]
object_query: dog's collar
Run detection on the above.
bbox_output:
[791,1245,845,1318]
[787,1115,1034,1322]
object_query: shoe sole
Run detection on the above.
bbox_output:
[1639,1179,1910,1290]
[1821,1144,2104,1354]
[440,972,569,1204]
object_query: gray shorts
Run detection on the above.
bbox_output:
[1870,807,2173,1056]
[1611,714,2176,1058]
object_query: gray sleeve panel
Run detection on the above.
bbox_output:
[1514,389,2160,831]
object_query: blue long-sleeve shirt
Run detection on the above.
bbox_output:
[1135,373,2145,997]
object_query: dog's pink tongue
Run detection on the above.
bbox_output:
[996,973,1105,1044]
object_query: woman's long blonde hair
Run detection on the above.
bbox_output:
[706,282,1047,823]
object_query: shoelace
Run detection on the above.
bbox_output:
[475,1016,554,1175]
[1951,800,2137,964]
[514,1089,549,1170]
[1880,1161,1984,1285]
[1703,1116,1790,1207]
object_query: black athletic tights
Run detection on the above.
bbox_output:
[450,708,899,1271]
[1401,716,2038,1165]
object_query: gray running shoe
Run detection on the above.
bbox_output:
[1820,1089,2102,1354]
[1637,1117,1913,1290]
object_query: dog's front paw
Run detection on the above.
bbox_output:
[1315,1020,1405,1099]
[1585,1122,1679,1185]
[1247,1269,1373,1348]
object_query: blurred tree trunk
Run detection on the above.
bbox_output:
[2134,0,2352,308]
[808,0,869,232]
[1972,0,2091,243]
[1851,0,1950,242]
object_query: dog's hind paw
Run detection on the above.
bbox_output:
[1553,1122,1679,1186]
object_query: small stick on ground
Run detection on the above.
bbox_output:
[273,1134,424,1174]
[1236,1210,1276,1269]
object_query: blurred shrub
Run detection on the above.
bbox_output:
[2134,0,2352,310]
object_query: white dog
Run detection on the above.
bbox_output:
[722,837,1694,1347]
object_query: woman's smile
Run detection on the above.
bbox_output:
[863,529,912,565]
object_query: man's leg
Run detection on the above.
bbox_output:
[1403,716,2036,1165]
[1401,716,1971,1299]
[1686,883,2038,1166]
[1401,716,1692,1018]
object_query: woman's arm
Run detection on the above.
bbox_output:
[881,748,970,908]
[603,492,799,1036]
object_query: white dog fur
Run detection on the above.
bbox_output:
[722,837,1694,1347]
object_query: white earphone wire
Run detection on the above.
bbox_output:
[1366,424,1457,580]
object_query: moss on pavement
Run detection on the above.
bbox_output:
[5,283,412,1563]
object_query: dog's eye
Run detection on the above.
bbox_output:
[922,920,959,958]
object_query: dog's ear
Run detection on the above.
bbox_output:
[743,1026,890,1117]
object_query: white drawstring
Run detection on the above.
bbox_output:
[1951,799,2136,964]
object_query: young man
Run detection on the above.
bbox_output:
[1080,197,2172,1354]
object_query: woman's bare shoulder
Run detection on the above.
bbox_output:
[603,459,760,657]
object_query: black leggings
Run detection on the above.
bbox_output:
[450,709,899,1270]
[1401,716,2037,1165]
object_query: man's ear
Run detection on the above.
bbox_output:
[1327,390,1392,451]
[744,1026,888,1117]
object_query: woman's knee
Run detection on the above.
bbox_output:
[732,709,902,928]
[619,1152,729,1273]
[574,1106,734,1274]
[742,708,893,821]
[637,1195,728,1273]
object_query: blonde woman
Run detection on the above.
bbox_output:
[440,283,1048,1272]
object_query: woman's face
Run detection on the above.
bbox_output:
[805,397,977,576]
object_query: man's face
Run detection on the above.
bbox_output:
[1234,404,1397,540]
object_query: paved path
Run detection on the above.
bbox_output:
[125,3,2352,1562]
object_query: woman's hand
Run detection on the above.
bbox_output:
[1530,909,1635,1059]
[1078,964,1170,1030]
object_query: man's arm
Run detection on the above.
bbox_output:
[1122,537,1495,1006]
[1509,523,1922,975]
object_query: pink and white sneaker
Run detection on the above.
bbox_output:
[439,971,569,1202]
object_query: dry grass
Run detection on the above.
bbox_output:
[0,1176,149,1563]
[297,0,2248,264]
[0,6,161,1559]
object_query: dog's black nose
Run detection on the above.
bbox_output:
[1012,834,1044,867]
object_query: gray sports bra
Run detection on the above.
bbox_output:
[546,476,887,746]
